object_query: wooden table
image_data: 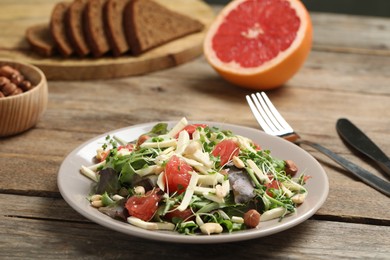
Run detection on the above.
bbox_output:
[1,1,390,259]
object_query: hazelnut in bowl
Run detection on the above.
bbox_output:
[0,59,48,137]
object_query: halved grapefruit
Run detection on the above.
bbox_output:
[204,0,312,90]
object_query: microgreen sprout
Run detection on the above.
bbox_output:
[81,119,310,235]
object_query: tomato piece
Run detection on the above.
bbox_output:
[175,124,208,139]
[253,142,261,150]
[164,155,193,194]
[125,188,162,221]
[212,139,240,166]
[136,134,150,147]
[99,150,110,162]
[118,143,134,151]
[265,180,282,197]
[303,175,312,183]
[101,143,134,162]
[164,208,194,222]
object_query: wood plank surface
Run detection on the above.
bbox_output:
[1,195,389,259]
[1,1,390,258]
[0,0,215,80]
[1,53,389,221]
[311,12,390,55]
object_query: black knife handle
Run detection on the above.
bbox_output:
[299,140,390,197]
[336,118,390,177]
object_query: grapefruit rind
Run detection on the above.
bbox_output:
[203,0,313,90]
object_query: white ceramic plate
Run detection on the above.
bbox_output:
[57,121,329,243]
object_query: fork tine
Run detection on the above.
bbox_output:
[246,94,274,134]
[254,92,283,132]
[259,92,294,134]
[256,92,284,131]
[246,92,295,136]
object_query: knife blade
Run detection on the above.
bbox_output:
[336,118,390,178]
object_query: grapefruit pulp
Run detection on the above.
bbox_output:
[203,0,312,90]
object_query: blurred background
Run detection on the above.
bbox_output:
[205,0,390,17]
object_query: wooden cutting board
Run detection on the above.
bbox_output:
[0,0,215,80]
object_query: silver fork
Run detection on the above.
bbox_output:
[246,92,390,197]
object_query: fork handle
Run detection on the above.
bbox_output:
[298,140,390,197]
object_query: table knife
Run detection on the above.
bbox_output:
[299,140,390,197]
[336,118,390,178]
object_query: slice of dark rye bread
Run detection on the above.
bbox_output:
[50,2,74,57]
[84,0,111,57]
[25,24,56,57]
[124,0,204,55]
[66,0,90,56]
[104,0,131,56]
[26,0,204,58]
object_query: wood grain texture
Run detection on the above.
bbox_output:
[1,1,390,258]
[1,195,389,259]
[0,0,215,80]
[311,12,390,55]
[1,54,390,219]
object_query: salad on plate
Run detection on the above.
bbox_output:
[80,118,309,235]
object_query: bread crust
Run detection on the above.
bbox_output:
[67,0,90,56]
[105,0,131,56]
[124,0,204,55]
[27,0,205,58]
[84,0,111,57]
[50,2,74,56]
[26,24,56,57]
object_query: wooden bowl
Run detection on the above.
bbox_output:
[0,59,48,137]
